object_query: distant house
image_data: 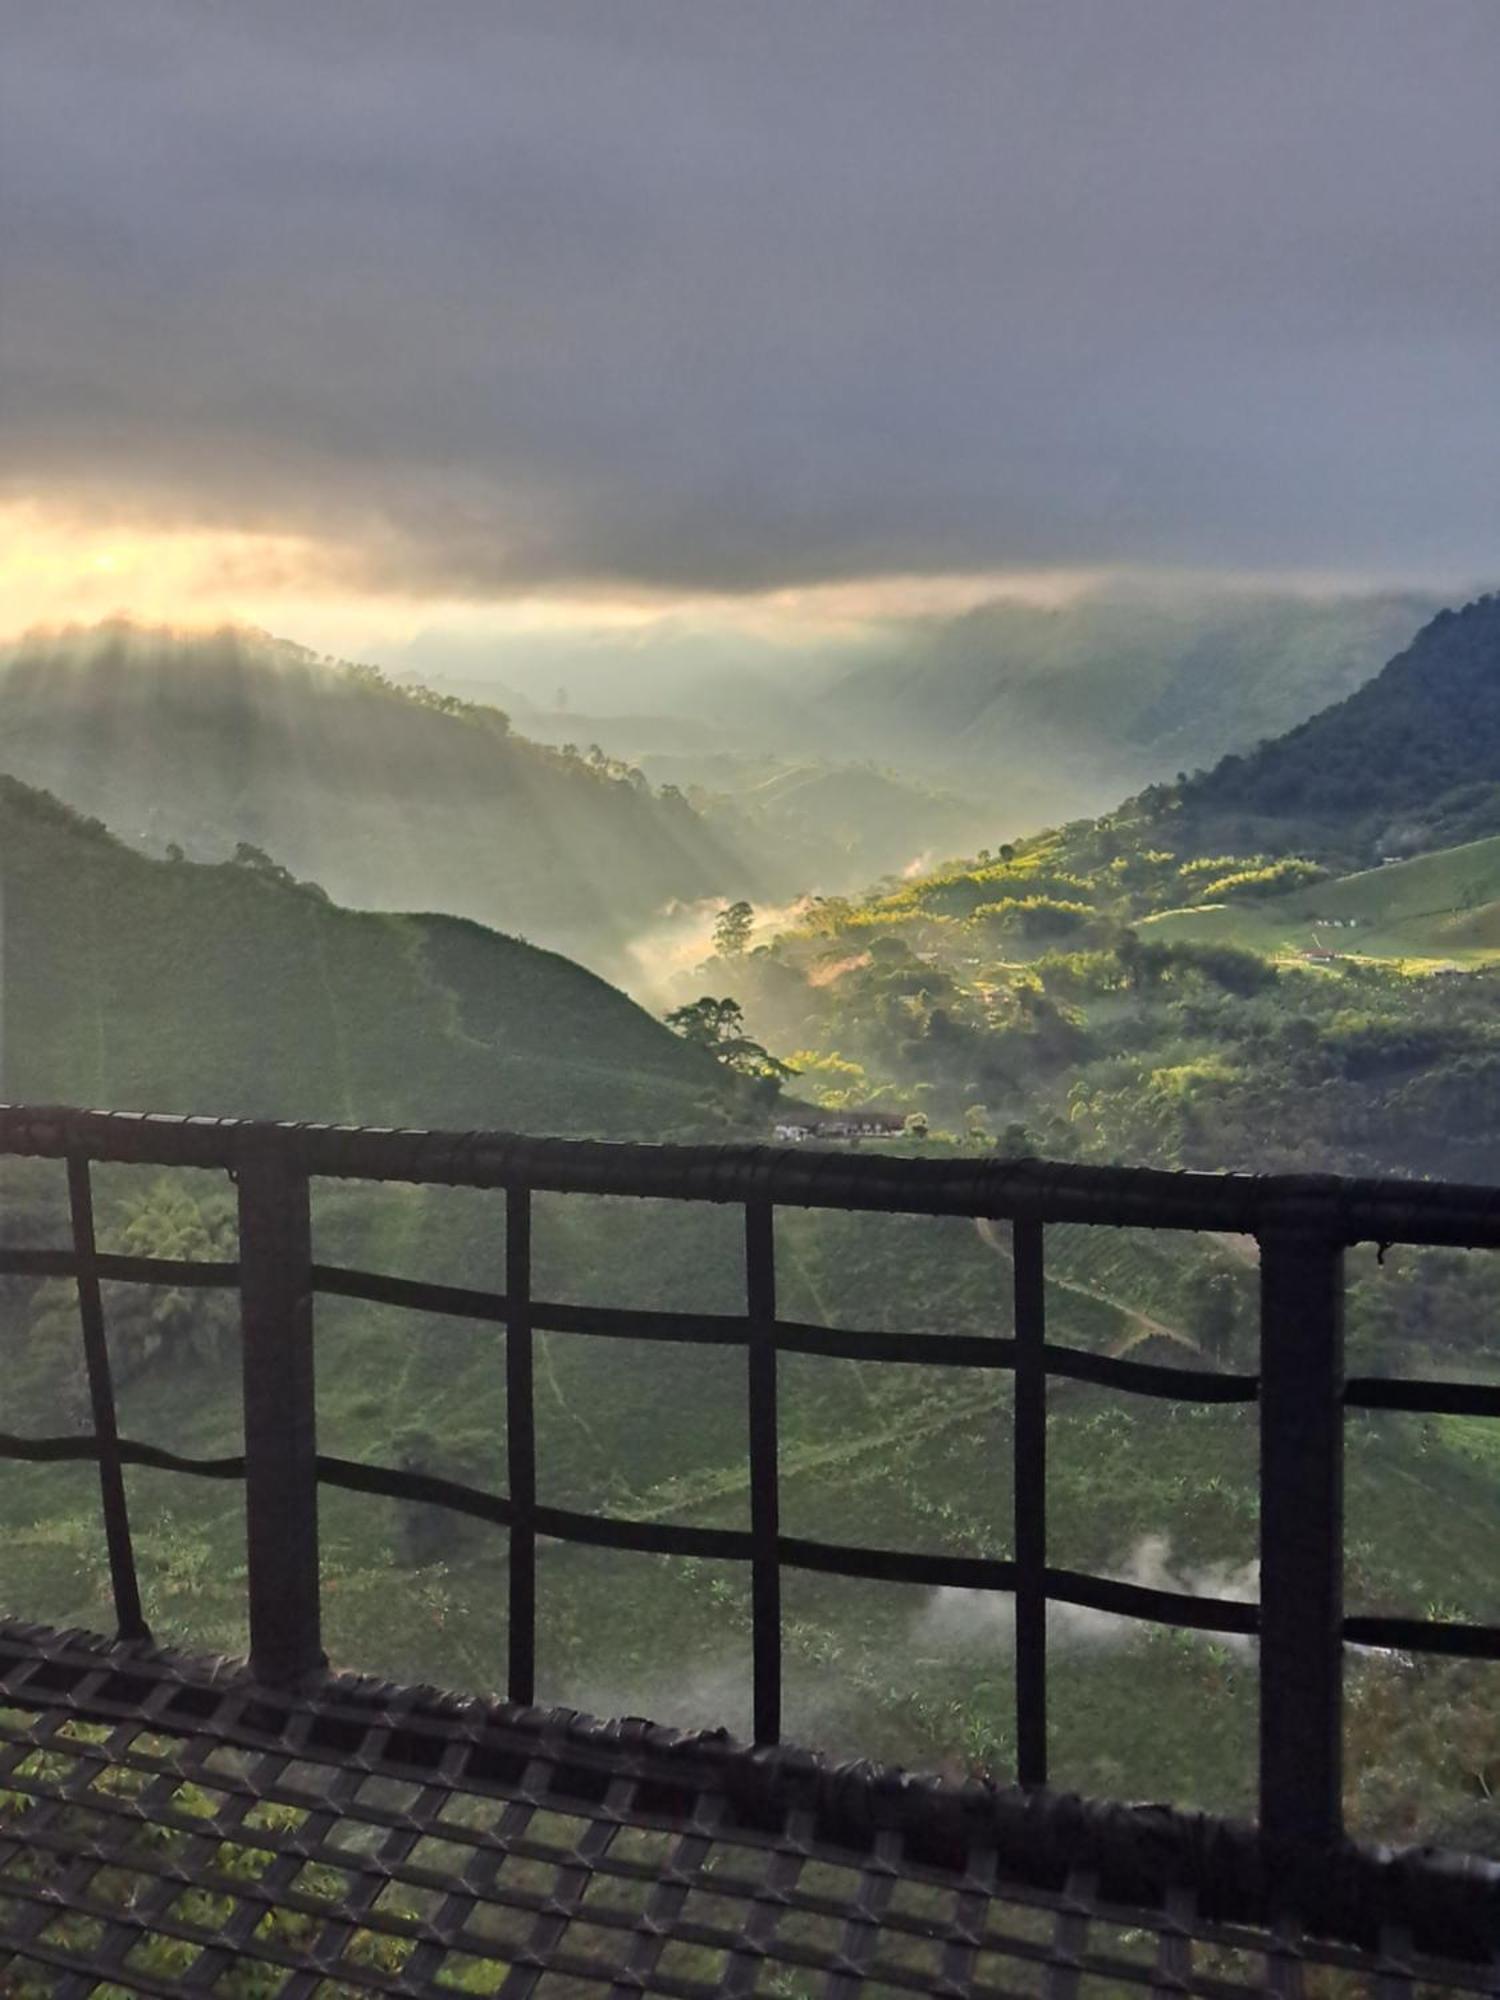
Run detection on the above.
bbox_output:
[774,1109,908,1143]
[814,1109,909,1140]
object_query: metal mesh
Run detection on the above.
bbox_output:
[0,1624,1494,1999]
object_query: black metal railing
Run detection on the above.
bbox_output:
[3,1105,1500,1858]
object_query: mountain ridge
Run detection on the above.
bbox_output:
[1179,593,1500,862]
[0,620,760,979]
[818,587,1443,825]
[0,770,743,1136]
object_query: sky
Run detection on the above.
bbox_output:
[3,0,1498,664]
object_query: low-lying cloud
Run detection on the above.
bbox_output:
[5,2,1499,607]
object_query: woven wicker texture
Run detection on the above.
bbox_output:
[1,1624,1496,1999]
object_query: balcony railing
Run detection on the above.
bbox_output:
[2,1105,1499,1850]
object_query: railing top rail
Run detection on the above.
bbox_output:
[5,1103,1500,1246]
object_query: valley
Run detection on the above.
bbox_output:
[3,599,1500,1858]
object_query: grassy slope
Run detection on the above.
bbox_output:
[0,776,735,1135]
[1,775,1495,1838]
[821,591,1436,801]
[1141,833,1500,966]
[1179,592,1500,859]
[0,622,755,974]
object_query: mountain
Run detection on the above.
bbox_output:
[637,755,995,891]
[430,705,995,895]
[0,773,742,1135]
[0,622,759,978]
[1179,594,1500,864]
[819,587,1442,826]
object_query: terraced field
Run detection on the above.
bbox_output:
[1142,833,1500,967]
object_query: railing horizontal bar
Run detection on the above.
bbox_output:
[316,1457,753,1560]
[777,1542,1262,1634]
[774,1537,1015,1590]
[1044,1346,1259,1403]
[0,1432,246,1478]
[535,1301,743,1346]
[316,1453,513,1525]
[312,1271,1260,1398]
[0,1250,240,1287]
[0,1248,78,1278]
[99,1253,239,1288]
[29,1431,1500,1654]
[1046,1566,1259,1637]
[776,1322,1013,1366]
[1344,1614,1500,1660]
[313,1264,510,1323]
[314,1265,749,1346]
[537,1504,751,1562]
[11,1105,1500,1244]
[1345,1376,1500,1419]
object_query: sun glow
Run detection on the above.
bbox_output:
[0,496,1116,657]
[0,503,352,636]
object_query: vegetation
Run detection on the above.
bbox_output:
[0,621,758,980]
[4,595,1500,1861]
[0,772,745,1136]
[664,994,794,1085]
[818,587,1438,826]
[1179,593,1500,866]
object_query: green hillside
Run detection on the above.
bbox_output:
[0,621,759,979]
[1,622,1497,1853]
[1141,834,1500,965]
[683,757,993,890]
[819,587,1437,824]
[0,774,739,1135]
[1181,593,1500,864]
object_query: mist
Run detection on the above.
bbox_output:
[917,1537,1259,1660]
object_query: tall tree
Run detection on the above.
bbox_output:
[665,995,794,1083]
[713,900,755,958]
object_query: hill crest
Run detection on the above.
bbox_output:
[1180,593,1500,862]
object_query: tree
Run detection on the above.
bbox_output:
[231,841,295,886]
[664,996,795,1082]
[713,900,755,957]
[28,1177,237,1399]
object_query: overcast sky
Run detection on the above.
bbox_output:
[3,0,1498,641]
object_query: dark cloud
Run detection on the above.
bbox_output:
[3,0,1498,593]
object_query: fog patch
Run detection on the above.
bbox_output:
[621,894,814,1007]
[565,1656,752,1740]
[807,950,871,988]
[917,1535,1257,1658]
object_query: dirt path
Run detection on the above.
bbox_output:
[973,1217,1199,1355]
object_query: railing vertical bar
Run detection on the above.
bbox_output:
[66,1154,148,1643]
[506,1183,537,1706]
[746,1198,781,1744]
[1012,1217,1047,1788]
[237,1147,323,1686]
[1258,1223,1345,1848]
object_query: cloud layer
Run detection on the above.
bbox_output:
[5,1,1498,600]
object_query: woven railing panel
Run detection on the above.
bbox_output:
[0,1624,1495,1998]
